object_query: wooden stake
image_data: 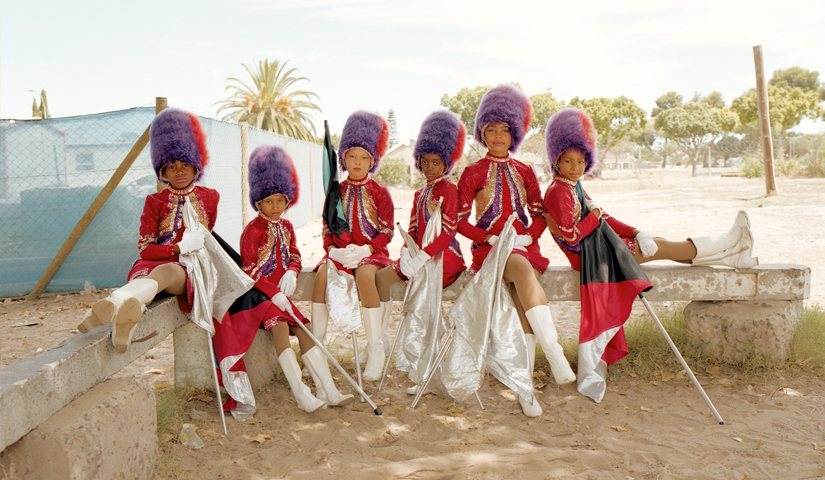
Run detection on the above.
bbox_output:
[155,97,167,193]
[753,45,777,196]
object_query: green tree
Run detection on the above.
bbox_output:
[770,66,825,102]
[440,85,492,134]
[529,90,564,131]
[31,89,49,119]
[651,92,683,118]
[732,84,823,158]
[214,59,321,141]
[654,101,738,176]
[387,108,398,148]
[568,96,647,165]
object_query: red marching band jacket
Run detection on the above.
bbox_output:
[457,154,549,273]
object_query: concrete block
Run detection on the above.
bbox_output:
[0,295,187,451]
[684,300,803,363]
[0,377,157,480]
[174,323,281,392]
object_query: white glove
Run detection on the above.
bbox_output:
[584,197,600,213]
[328,248,347,265]
[402,250,430,278]
[399,247,413,277]
[177,228,204,255]
[486,235,499,246]
[513,234,533,252]
[343,244,372,269]
[272,292,291,311]
[278,270,297,297]
[636,231,658,258]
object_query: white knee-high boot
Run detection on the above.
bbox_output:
[105,279,159,354]
[361,307,385,381]
[519,333,542,417]
[381,301,392,356]
[525,305,576,385]
[302,347,354,407]
[304,302,330,377]
[691,210,758,268]
[278,349,324,413]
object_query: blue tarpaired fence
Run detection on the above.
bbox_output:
[0,107,323,297]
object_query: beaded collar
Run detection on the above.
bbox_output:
[168,183,196,196]
[259,212,282,224]
[345,175,370,186]
[554,174,577,187]
[484,153,511,163]
[426,174,446,186]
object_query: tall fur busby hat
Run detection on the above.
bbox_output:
[544,108,599,175]
[150,108,209,182]
[473,84,532,152]
[413,110,466,174]
[338,110,390,173]
[248,145,300,211]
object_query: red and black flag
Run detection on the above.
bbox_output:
[322,120,349,238]
[575,182,652,403]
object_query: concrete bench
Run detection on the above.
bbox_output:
[0,263,811,476]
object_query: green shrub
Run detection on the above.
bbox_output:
[374,156,410,188]
[803,151,825,178]
[740,154,764,178]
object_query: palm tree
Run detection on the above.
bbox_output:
[214,59,321,141]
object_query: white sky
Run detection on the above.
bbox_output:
[2,0,824,140]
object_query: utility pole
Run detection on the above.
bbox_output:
[753,45,777,195]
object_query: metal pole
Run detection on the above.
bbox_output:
[353,336,365,403]
[378,313,409,391]
[206,333,228,435]
[638,293,725,425]
[411,327,456,409]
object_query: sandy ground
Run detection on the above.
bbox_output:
[1,168,824,479]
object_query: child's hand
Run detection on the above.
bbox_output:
[635,231,658,258]
[584,197,600,213]
[513,234,532,252]
[343,244,371,269]
[177,228,205,255]
[279,270,297,297]
[328,248,348,265]
[272,292,291,311]
[485,234,499,246]
[402,250,430,278]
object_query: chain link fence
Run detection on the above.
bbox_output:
[0,107,323,298]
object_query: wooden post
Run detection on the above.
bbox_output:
[753,45,777,196]
[26,124,152,301]
[155,97,167,193]
[240,123,252,227]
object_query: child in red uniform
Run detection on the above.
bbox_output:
[76,108,217,353]
[312,111,394,381]
[542,108,757,271]
[457,85,575,417]
[236,145,352,413]
[375,110,467,365]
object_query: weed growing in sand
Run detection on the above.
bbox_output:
[788,306,825,377]
[155,386,191,441]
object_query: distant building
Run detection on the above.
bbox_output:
[601,151,638,170]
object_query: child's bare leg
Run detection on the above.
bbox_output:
[290,324,316,354]
[502,254,546,311]
[509,283,533,334]
[355,264,384,380]
[634,238,696,264]
[312,263,328,304]
[270,321,291,355]
[355,264,380,308]
[137,263,188,295]
[504,254,575,385]
[376,266,401,303]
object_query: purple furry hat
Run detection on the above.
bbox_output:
[150,108,209,182]
[413,110,467,174]
[544,108,599,174]
[338,110,390,173]
[248,145,300,211]
[473,84,533,152]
